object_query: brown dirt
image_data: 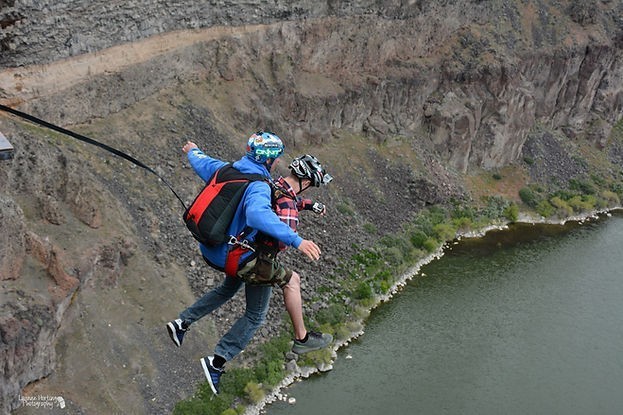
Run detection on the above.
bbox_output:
[0,24,272,106]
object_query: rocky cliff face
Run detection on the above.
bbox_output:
[0,128,139,412]
[1,0,450,68]
[1,0,623,413]
[2,1,621,172]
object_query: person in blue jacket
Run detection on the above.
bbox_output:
[166,131,332,395]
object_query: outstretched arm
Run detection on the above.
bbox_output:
[182,141,227,182]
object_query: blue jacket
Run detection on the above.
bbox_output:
[187,148,304,268]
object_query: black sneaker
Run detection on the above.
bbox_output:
[200,356,223,395]
[292,331,333,354]
[166,319,188,347]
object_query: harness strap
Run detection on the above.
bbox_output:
[224,232,255,277]
[225,245,245,277]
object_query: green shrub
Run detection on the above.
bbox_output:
[382,246,404,266]
[427,206,448,225]
[248,334,292,388]
[298,348,334,367]
[220,367,258,398]
[380,234,412,254]
[481,195,511,219]
[259,334,291,362]
[316,303,348,326]
[591,174,607,187]
[352,249,382,268]
[611,182,623,198]
[363,223,377,234]
[569,179,596,195]
[492,173,502,180]
[433,223,456,241]
[173,382,234,415]
[354,281,373,300]
[552,189,576,201]
[378,280,391,294]
[374,270,394,294]
[409,230,429,249]
[422,238,439,253]
[412,217,434,236]
[523,156,535,165]
[536,200,555,217]
[451,205,475,220]
[583,194,597,209]
[567,195,595,213]
[503,203,519,222]
[335,323,352,341]
[550,196,573,217]
[601,190,620,205]
[353,306,370,320]
[244,382,265,404]
[173,398,218,415]
[337,203,354,216]
[254,359,284,388]
[452,216,473,231]
[596,196,609,209]
[519,187,539,207]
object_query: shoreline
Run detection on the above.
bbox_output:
[246,206,623,414]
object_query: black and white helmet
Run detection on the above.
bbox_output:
[288,154,333,187]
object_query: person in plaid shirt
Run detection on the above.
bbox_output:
[268,155,332,354]
[273,175,326,250]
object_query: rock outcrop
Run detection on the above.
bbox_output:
[0,294,57,413]
[0,196,25,281]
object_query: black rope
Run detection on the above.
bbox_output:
[0,104,187,209]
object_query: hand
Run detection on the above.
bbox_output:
[297,239,321,261]
[182,141,198,153]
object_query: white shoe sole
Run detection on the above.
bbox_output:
[166,322,181,347]
[201,357,219,395]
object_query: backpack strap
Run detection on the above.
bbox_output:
[216,164,266,183]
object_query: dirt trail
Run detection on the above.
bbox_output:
[0,24,269,106]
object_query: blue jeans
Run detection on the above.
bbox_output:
[179,275,273,361]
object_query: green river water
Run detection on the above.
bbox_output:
[268,212,623,415]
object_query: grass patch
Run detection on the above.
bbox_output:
[173,333,292,415]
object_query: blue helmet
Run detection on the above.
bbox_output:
[246,131,285,164]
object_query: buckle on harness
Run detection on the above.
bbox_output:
[228,235,255,252]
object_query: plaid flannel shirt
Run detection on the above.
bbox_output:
[274,176,313,251]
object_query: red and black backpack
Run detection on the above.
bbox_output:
[183,164,266,247]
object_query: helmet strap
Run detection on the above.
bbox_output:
[265,158,275,170]
[298,178,312,194]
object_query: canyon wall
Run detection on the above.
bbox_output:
[2,1,622,173]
